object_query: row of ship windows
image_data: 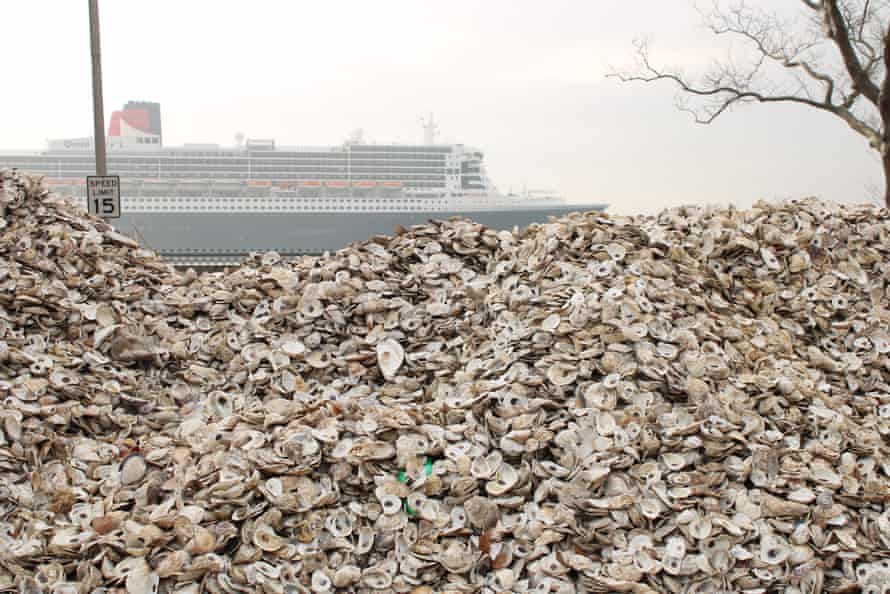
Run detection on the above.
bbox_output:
[123,202,436,212]
[118,190,447,198]
[348,156,447,161]
[163,152,252,158]
[128,180,447,190]
[178,156,447,164]
[126,204,441,212]
[3,163,68,172]
[39,168,450,177]
[358,163,443,169]
[352,174,445,180]
[246,148,453,156]
[257,156,448,162]
[253,166,447,172]
[34,170,450,181]
[128,197,439,203]
[35,184,461,195]
[7,161,449,173]
[242,152,343,158]
[112,172,445,183]
[349,146,453,153]
[0,157,445,170]
[165,159,450,166]
[52,161,449,169]
[5,162,450,175]
[14,154,449,165]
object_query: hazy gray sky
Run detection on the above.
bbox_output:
[2,1,878,214]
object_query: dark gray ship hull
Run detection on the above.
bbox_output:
[115,205,607,266]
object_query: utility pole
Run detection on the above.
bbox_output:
[88,0,107,176]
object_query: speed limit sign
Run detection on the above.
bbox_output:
[86,175,121,219]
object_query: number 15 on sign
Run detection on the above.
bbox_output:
[86,175,121,219]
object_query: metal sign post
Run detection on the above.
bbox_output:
[87,0,120,220]
[88,0,107,176]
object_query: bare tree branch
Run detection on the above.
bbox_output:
[703,3,839,103]
[609,41,822,120]
[824,0,882,102]
[609,0,890,206]
[608,39,882,148]
[861,0,872,38]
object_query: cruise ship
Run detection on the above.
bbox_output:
[1,101,607,266]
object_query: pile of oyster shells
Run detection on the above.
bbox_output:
[3,166,890,593]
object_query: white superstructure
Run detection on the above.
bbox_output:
[1,100,565,214]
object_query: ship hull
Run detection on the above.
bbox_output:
[115,205,606,266]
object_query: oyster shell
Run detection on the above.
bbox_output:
[2,170,890,593]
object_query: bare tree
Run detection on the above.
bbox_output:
[608,0,890,208]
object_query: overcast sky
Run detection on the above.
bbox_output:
[1,1,879,214]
